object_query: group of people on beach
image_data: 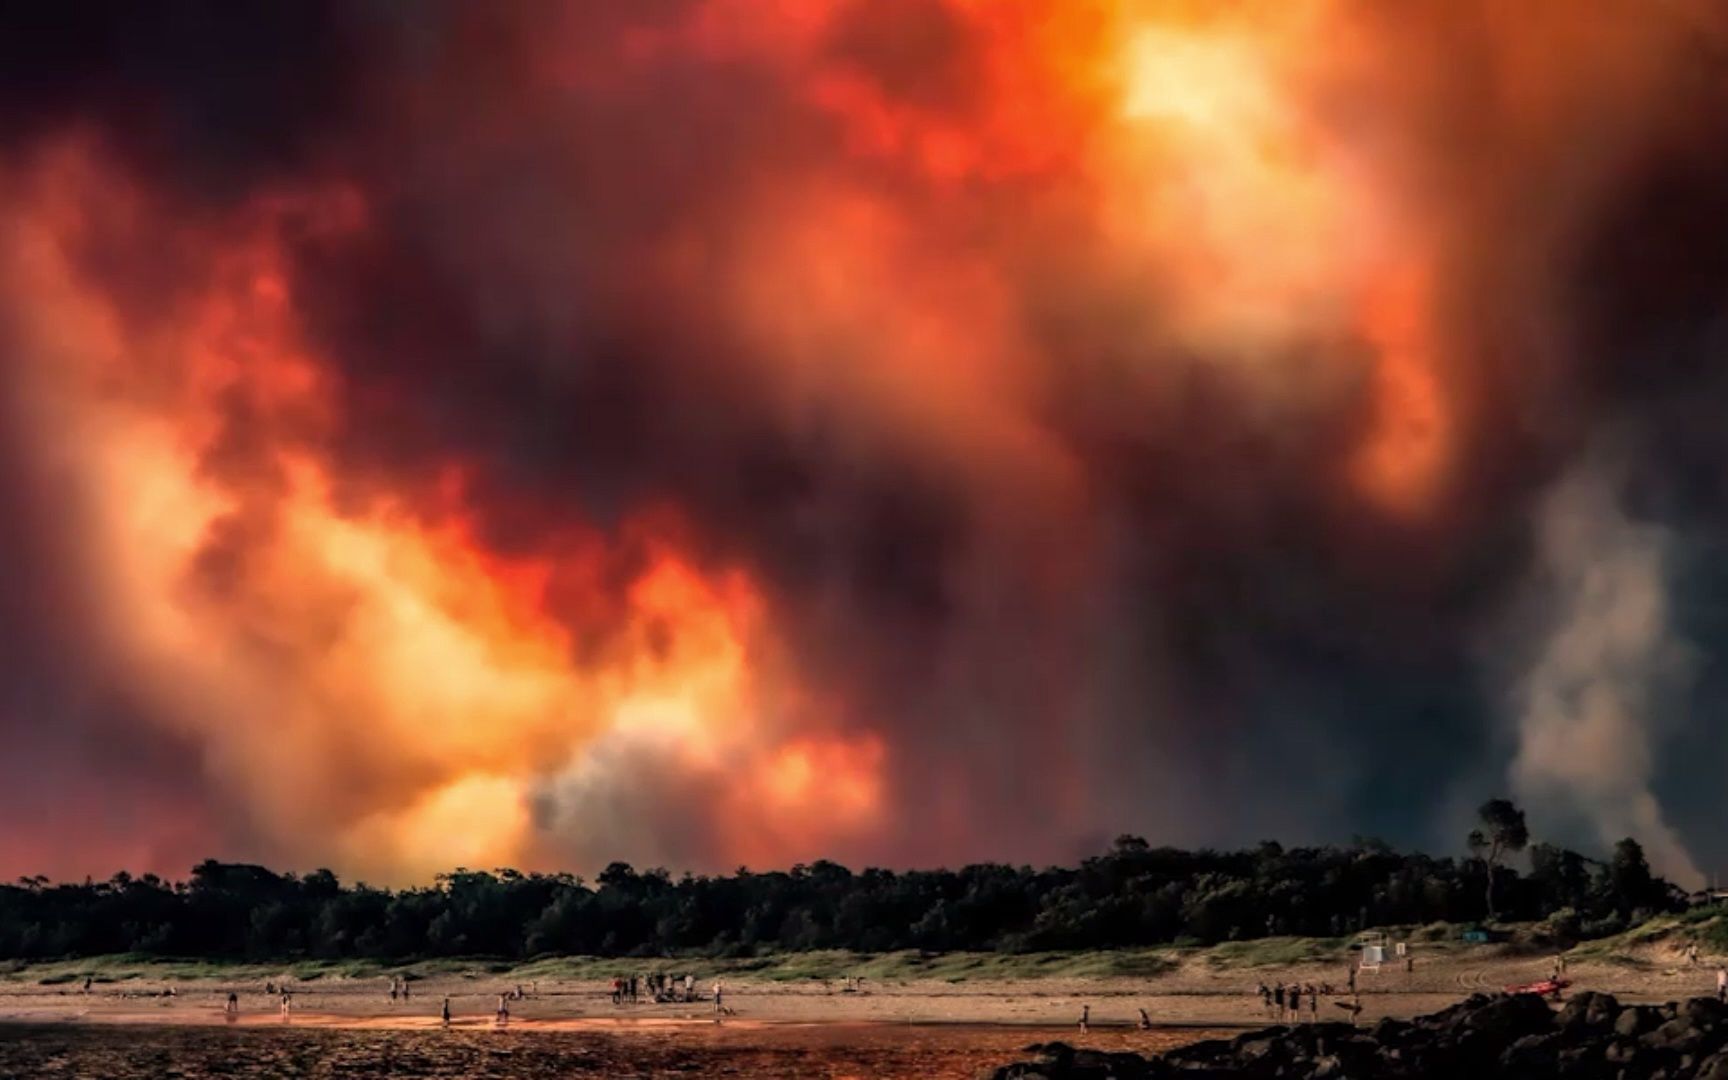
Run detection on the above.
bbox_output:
[1255,980,1335,1023]
[611,971,700,1006]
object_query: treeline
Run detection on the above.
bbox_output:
[0,832,1686,961]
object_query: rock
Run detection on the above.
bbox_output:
[1683,997,1728,1030]
[988,992,1728,1079]
[1614,1005,1661,1039]
[1370,1017,1412,1043]
[1642,1016,1711,1055]
[1558,991,1621,1031]
[1459,991,1555,1038]
[1500,1031,1559,1074]
[1604,1039,1639,1064]
[1698,1049,1728,1080]
[1231,1033,1283,1062]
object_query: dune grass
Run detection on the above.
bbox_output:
[0,947,1189,987]
[12,914,1697,987]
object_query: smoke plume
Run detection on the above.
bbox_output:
[1512,457,1702,887]
[1,1,1727,883]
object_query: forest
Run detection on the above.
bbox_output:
[0,806,1687,961]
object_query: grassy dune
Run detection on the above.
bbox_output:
[7,912,1723,988]
[0,939,1353,987]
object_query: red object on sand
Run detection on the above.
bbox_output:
[1504,978,1571,997]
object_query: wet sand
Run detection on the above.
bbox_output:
[0,1020,1218,1079]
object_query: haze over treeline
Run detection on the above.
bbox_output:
[0,835,1682,962]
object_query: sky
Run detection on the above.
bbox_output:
[2,0,1727,887]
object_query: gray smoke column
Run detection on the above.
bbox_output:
[1510,457,1703,888]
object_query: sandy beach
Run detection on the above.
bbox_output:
[3,937,1719,1032]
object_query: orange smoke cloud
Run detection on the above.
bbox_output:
[0,142,886,882]
[4,0,1723,883]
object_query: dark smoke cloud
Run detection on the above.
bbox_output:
[2,0,1728,883]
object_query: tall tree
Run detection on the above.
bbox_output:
[1468,798,1529,921]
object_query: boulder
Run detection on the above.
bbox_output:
[1698,1049,1728,1080]
[1614,1005,1661,1039]
[1499,1031,1559,1074]
[1459,991,1555,1038]
[1557,991,1620,1031]
[1683,996,1728,1030]
[1642,1015,1712,1056]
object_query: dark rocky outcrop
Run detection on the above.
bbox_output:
[990,993,1728,1079]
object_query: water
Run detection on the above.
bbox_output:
[0,1022,1208,1078]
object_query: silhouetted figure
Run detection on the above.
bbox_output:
[225,991,239,1015]
[1274,982,1285,1021]
[442,996,451,1027]
[713,980,725,1015]
[1138,1007,1151,1030]
[1078,1004,1089,1033]
[496,993,510,1025]
[1288,984,1301,1022]
[83,976,92,995]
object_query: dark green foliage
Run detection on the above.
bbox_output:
[0,834,1684,961]
[1466,798,1530,921]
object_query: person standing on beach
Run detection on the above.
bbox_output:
[1138,1007,1152,1030]
[1273,982,1285,1021]
[226,991,239,1015]
[1717,966,1726,1002]
[713,979,725,1014]
[442,996,451,1026]
[1288,984,1301,1023]
[280,991,292,1018]
[1078,1004,1089,1033]
[1257,983,1271,1018]
[496,993,510,1025]
[1307,984,1319,1022]
[684,973,694,1002]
